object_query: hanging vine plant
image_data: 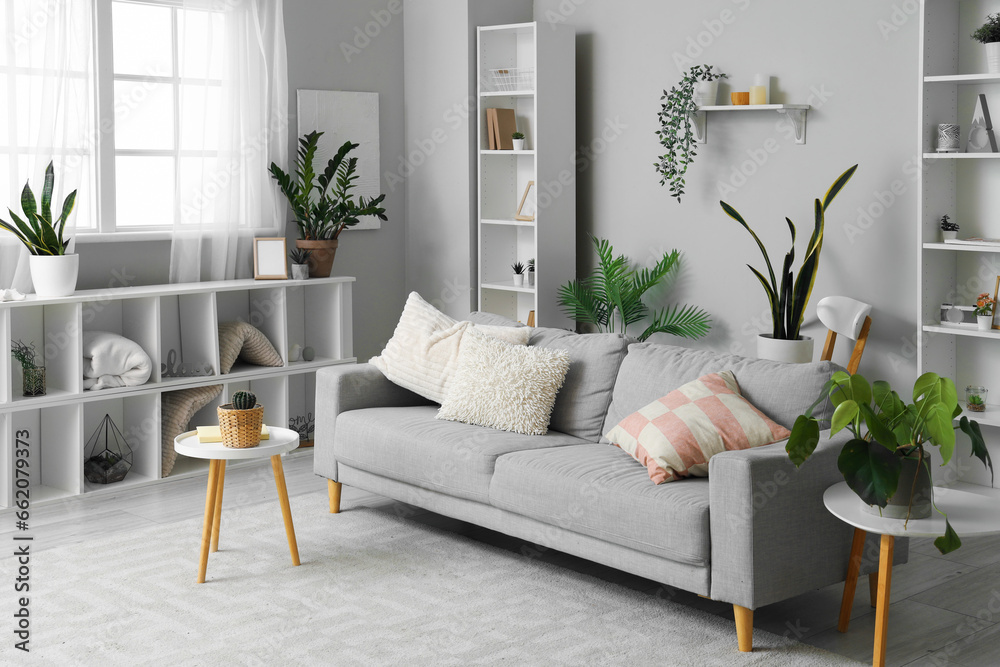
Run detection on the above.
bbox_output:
[654,65,727,203]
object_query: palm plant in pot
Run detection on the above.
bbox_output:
[786,371,993,554]
[721,164,858,363]
[0,162,79,297]
[269,132,388,277]
[972,13,1000,74]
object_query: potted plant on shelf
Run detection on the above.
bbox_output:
[217,391,264,449]
[940,214,959,241]
[512,261,526,286]
[655,64,727,202]
[289,247,311,280]
[11,339,45,397]
[972,13,1000,73]
[269,131,388,278]
[786,371,993,554]
[966,386,987,412]
[0,162,79,297]
[722,164,858,363]
[558,236,712,341]
[975,292,995,330]
[527,258,535,286]
[512,132,525,151]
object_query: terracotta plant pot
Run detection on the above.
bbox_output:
[296,239,339,278]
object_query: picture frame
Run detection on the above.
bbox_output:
[992,276,1000,330]
[253,237,288,280]
[515,181,536,222]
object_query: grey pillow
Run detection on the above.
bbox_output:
[464,311,526,327]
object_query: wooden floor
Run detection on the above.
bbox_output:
[5,450,998,667]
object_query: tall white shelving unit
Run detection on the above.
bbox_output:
[476,22,575,328]
[919,0,1000,488]
[0,277,355,506]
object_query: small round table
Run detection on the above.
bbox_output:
[824,482,1000,667]
[175,427,301,583]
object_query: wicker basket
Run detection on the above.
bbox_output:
[217,404,264,448]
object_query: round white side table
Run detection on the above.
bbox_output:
[175,427,301,583]
[824,482,1000,667]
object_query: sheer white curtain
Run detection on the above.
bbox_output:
[169,0,288,283]
[0,0,95,292]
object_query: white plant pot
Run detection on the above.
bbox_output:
[693,80,719,107]
[757,334,814,364]
[988,42,1000,74]
[942,230,958,241]
[512,139,525,150]
[978,314,993,331]
[513,274,524,287]
[29,254,79,297]
[291,264,309,280]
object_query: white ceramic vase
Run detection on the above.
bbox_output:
[988,42,1000,74]
[513,273,524,287]
[512,139,525,150]
[942,230,958,241]
[978,314,993,331]
[693,80,719,107]
[757,334,814,364]
[29,254,79,297]
[291,264,309,280]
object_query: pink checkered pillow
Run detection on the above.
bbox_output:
[605,370,790,484]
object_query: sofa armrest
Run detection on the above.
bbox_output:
[314,364,431,480]
[708,429,906,609]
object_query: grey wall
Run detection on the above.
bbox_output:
[531,0,919,389]
[402,0,532,320]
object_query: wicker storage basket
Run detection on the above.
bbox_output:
[217,404,264,448]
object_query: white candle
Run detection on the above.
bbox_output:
[751,73,770,105]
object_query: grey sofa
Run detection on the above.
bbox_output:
[314,319,906,652]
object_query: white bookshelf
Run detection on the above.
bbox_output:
[0,277,354,506]
[919,0,1000,489]
[476,22,575,328]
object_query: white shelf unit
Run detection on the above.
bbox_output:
[0,277,355,506]
[476,22,575,328]
[691,104,811,145]
[919,0,1000,489]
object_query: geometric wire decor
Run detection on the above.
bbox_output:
[83,414,133,484]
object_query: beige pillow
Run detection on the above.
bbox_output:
[370,292,531,403]
[218,321,283,374]
[437,330,570,435]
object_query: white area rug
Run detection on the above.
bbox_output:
[15,492,861,665]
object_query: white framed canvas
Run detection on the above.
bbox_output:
[297,89,382,230]
[253,237,288,279]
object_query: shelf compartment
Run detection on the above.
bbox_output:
[9,405,82,502]
[285,281,353,365]
[287,372,316,444]
[9,302,82,400]
[216,286,288,367]
[82,296,159,387]
[82,394,160,493]
[159,293,220,380]
[478,23,535,95]
[480,290,536,325]
[224,377,288,431]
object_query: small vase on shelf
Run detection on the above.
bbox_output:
[978,314,993,331]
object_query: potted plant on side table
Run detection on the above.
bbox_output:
[0,162,79,297]
[786,371,993,553]
[269,131,388,278]
[722,164,858,363]
[217,391,264,449]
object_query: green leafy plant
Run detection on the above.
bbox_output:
[967,394,984,407]
[940,214,959,232]
[654,64,727,202]
[231,391,257,411]
[269,131,388,241]
[558,235,712,341]
[511,261,525,275]
[786,371,993,554]
[512,131,525,140]
[721,164,858,341]
[0,162,77,255]
[527,258,535,272]
[972,14,1000,43]
[11,340,38,369]
[289,247,312,265]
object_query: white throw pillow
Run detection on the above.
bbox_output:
[437,330,570,435]
[370,292,531,403]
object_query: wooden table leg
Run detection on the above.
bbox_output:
[838,527,867,633]
[873,534,895,667]
[271,454,300,566]
[328,479,342,514]
[197,459,221,583]
[210,461,226,553]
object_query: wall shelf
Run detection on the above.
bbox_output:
[482,281,535,294]
[923,324,1000,340]
[923,242,1000,252]
[692,104,811,144]
[922,152,1000,159]
[924,73,1000,84]
[480,90,534,97]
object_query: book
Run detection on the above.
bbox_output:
[486,108,497,150]
[493,108,517,150]
[196,424,270,443]
[943,237,1000,246]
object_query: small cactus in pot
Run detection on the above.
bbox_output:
[218,390,264,448]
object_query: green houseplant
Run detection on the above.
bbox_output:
[511,261,526,287]
[0,162,79,296]
[655,65,727,202]
[721,164,858,362]
[972,14,1000,73]
[289,247,312,280]
[269,131,388,277]
[785,371,993,553]
[558,235,711,341]
[11,339,45,397]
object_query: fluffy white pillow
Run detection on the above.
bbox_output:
[370,292,531,403]
[437,330,570,435]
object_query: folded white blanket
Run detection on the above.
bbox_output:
[83,331,152,391]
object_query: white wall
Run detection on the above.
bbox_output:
[530,0,920,389]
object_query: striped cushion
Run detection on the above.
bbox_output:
[605,370,790,484]
[370,292,531,404]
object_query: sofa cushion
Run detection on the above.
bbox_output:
[465,311,525,327]
[603,343,839,438]
[334,406,589,503]
[529,328,629,442]
[490,443,711,566]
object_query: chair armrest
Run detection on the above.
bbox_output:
[314,364,431,480]
[708,429,906,609]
